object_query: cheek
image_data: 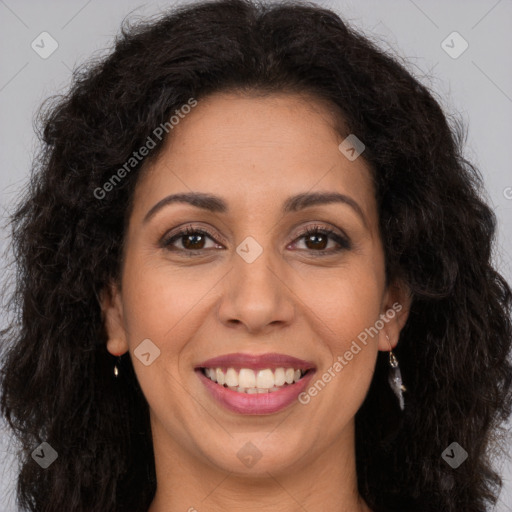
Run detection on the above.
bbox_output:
[120,256,211,347]
[300,260,384,343]
[296,260,383,402]
[119,256,220,402]
[120,265,198,420]
[299,279,381,422]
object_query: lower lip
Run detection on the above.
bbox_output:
[196,369,316,415]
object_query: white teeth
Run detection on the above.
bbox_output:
[238,368,256,388]
[256,369,275,389]
[201,366,309,393]
[274,367,286,386]
[225,368,238,387]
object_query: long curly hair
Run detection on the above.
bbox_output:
[1,0,511,510]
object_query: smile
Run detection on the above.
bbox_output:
[195,352,316,414]
[196,368,315,415]
[201,366,310,393]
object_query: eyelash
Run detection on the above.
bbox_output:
[161,224,351,256]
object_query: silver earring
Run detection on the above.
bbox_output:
[386,335,406,410]
[114,356,121,378]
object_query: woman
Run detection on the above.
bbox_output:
[1,0,511,510]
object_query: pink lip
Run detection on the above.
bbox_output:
[195,352,316,371]
[197,368,316,414]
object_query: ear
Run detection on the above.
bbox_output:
[99,281,129,356]
[377,278,412,351]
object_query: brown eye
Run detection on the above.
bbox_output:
[303,231,328,250]
[292,225,351,254]
[181,231,207,250]
[160,224,350,256]
[161,226,221,253]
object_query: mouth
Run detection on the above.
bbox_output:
[198,366,312,394]
[195,353,316,414]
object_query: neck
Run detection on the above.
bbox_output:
[147,418,372,512]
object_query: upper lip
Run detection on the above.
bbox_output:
[196,352,316,371]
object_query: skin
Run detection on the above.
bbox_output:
[102,91,411,512]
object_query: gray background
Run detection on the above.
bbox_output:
[1,0,511,510]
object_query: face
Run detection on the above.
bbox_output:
[102,91,410,477]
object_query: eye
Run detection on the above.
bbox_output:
[160,223,351,256]
[161,225,222,253]
[291,224,351,254]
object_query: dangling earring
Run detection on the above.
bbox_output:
[113,355,121,378]
[386,335,406,411]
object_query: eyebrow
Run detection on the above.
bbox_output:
[143,191,368,227]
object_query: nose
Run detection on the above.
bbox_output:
[217,243,296,335]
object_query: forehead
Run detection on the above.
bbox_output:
[157,91,345,169]
[132,91,376,222]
